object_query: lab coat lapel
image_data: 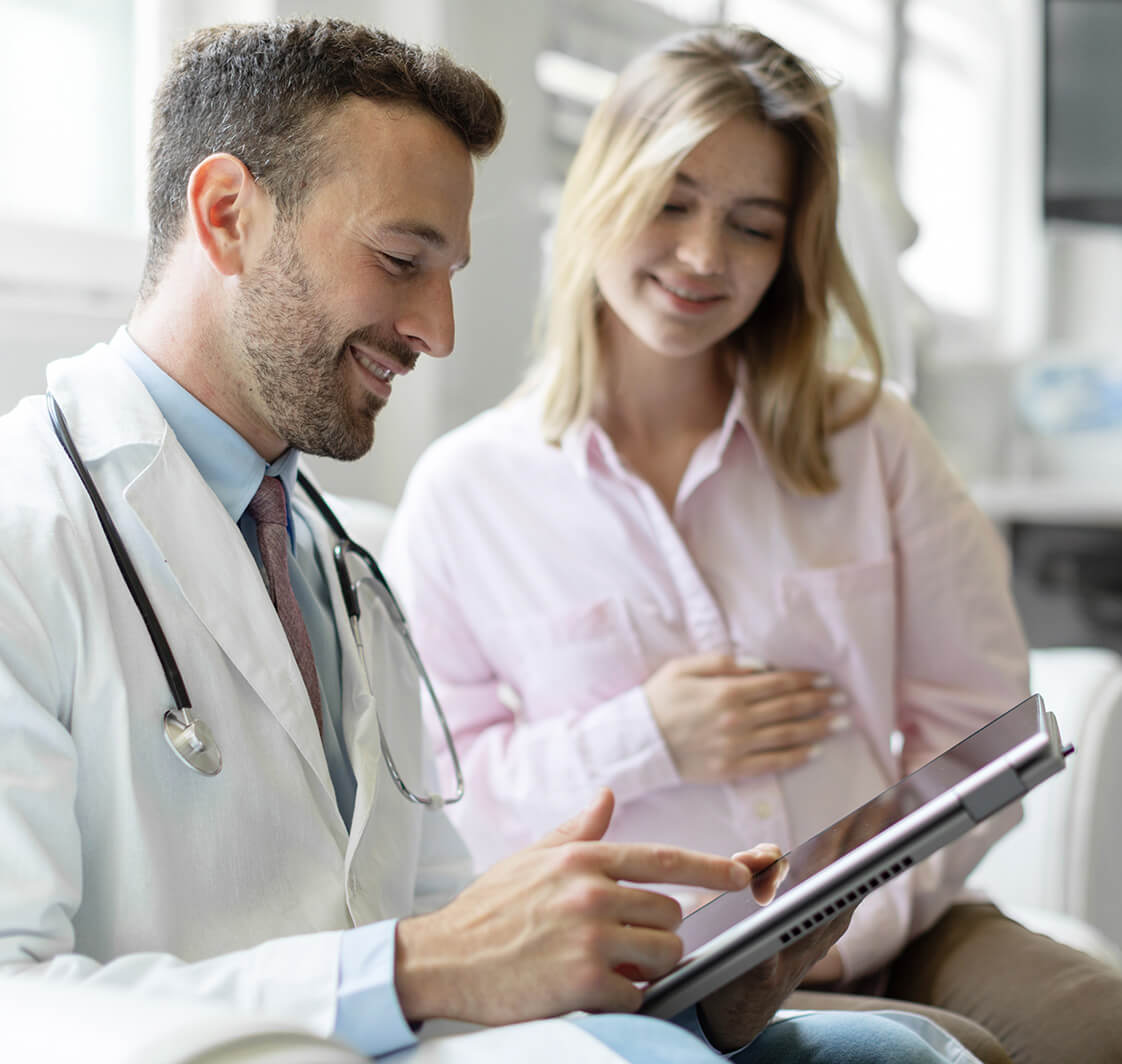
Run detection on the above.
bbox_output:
[127,446,332,785]
[47,344,334,791]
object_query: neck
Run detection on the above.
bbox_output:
[593,313,733,452]
[128,266,287,463]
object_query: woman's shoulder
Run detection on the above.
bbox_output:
[830,372,926,447]
[415,396,540,467]
[828,372,964,509]
[401,394,566,510]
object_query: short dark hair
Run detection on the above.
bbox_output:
[140,17,505,298]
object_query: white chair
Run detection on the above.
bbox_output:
[968,646,1122,969]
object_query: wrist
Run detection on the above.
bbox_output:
[395,913,460,1024]
[696,991,768,1053]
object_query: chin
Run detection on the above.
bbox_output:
[646,337,719,361]
[289,414,377,462]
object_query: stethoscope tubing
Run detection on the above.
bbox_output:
[47,393,194,715]
[45,391,464,802]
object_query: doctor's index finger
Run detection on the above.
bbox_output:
[588,841,752,892]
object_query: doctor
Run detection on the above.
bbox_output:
[0,16,974,1064]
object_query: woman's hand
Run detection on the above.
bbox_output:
[644,653,849,783]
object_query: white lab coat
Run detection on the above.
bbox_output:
[0,342,471,1037]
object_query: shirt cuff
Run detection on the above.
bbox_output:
[595,686,682,804]
[334,919,418,1058]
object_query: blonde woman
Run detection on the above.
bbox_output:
[384,26,1122,1064]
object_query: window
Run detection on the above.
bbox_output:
[0,0,273,312]
[1,1,138,232]
[897,0,1007,327]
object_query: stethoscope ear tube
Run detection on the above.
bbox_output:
[45,393,219,775]
[300,472,464,806]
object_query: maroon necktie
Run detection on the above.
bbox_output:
[248,475,323,734]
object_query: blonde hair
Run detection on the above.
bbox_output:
[524,25,883,494]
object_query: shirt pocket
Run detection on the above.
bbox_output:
[483,596,648,719]
[769,557,897,670]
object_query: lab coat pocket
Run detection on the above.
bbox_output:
[486,597,648,719]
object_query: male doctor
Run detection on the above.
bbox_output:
[0,17,969,1064]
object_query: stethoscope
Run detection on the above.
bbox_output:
[46,392,464,808]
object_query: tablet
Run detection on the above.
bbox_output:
[640,693,1073,1019]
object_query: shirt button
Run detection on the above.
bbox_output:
[754,799,773,820]
[497,682,523,714]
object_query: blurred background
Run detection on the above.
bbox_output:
[3,0,1122,652]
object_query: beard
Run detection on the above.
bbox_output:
[231,228,416,461]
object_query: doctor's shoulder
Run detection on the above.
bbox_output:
[0,395,112,717]
[0,392,90,534]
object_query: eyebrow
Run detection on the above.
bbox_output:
[674,172,789,214]
[377,221,471,269]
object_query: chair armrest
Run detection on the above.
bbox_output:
[968,647,1122,954]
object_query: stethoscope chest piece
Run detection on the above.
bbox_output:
[163,711,223,776]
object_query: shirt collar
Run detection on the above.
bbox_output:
[558,360,757,478]
[112,326,301,535]
[713,360,756,457]
[559,418,603,479]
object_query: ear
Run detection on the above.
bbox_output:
[185,153,265,278]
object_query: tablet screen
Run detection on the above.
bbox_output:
[677,694,1043,955]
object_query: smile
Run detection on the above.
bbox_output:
[653,275,724,309]
[349,345,398,382]
[347,343,413,402]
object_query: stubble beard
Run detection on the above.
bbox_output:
[233,233,386,462]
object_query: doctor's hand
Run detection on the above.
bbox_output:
[393,789,755,1027]
[644,653,849,783]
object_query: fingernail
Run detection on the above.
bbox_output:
[812,673,833,688]
[735,655,769,671]
[807,743,823,759]
[828,691,849,708]
[829,713,852,732]
[729,862,751,888]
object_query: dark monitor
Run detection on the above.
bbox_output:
[1045,0,1122,225]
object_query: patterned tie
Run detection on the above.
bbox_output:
[248,475,323,734]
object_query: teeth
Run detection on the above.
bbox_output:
[352,346,395,382]
[660,279,713,302]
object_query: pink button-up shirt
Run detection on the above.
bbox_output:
[382,379,1030,981]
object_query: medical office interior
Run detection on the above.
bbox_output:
[2,0,1121,999]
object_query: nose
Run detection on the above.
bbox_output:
[675,213,725,275]
[396,274,455,359]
